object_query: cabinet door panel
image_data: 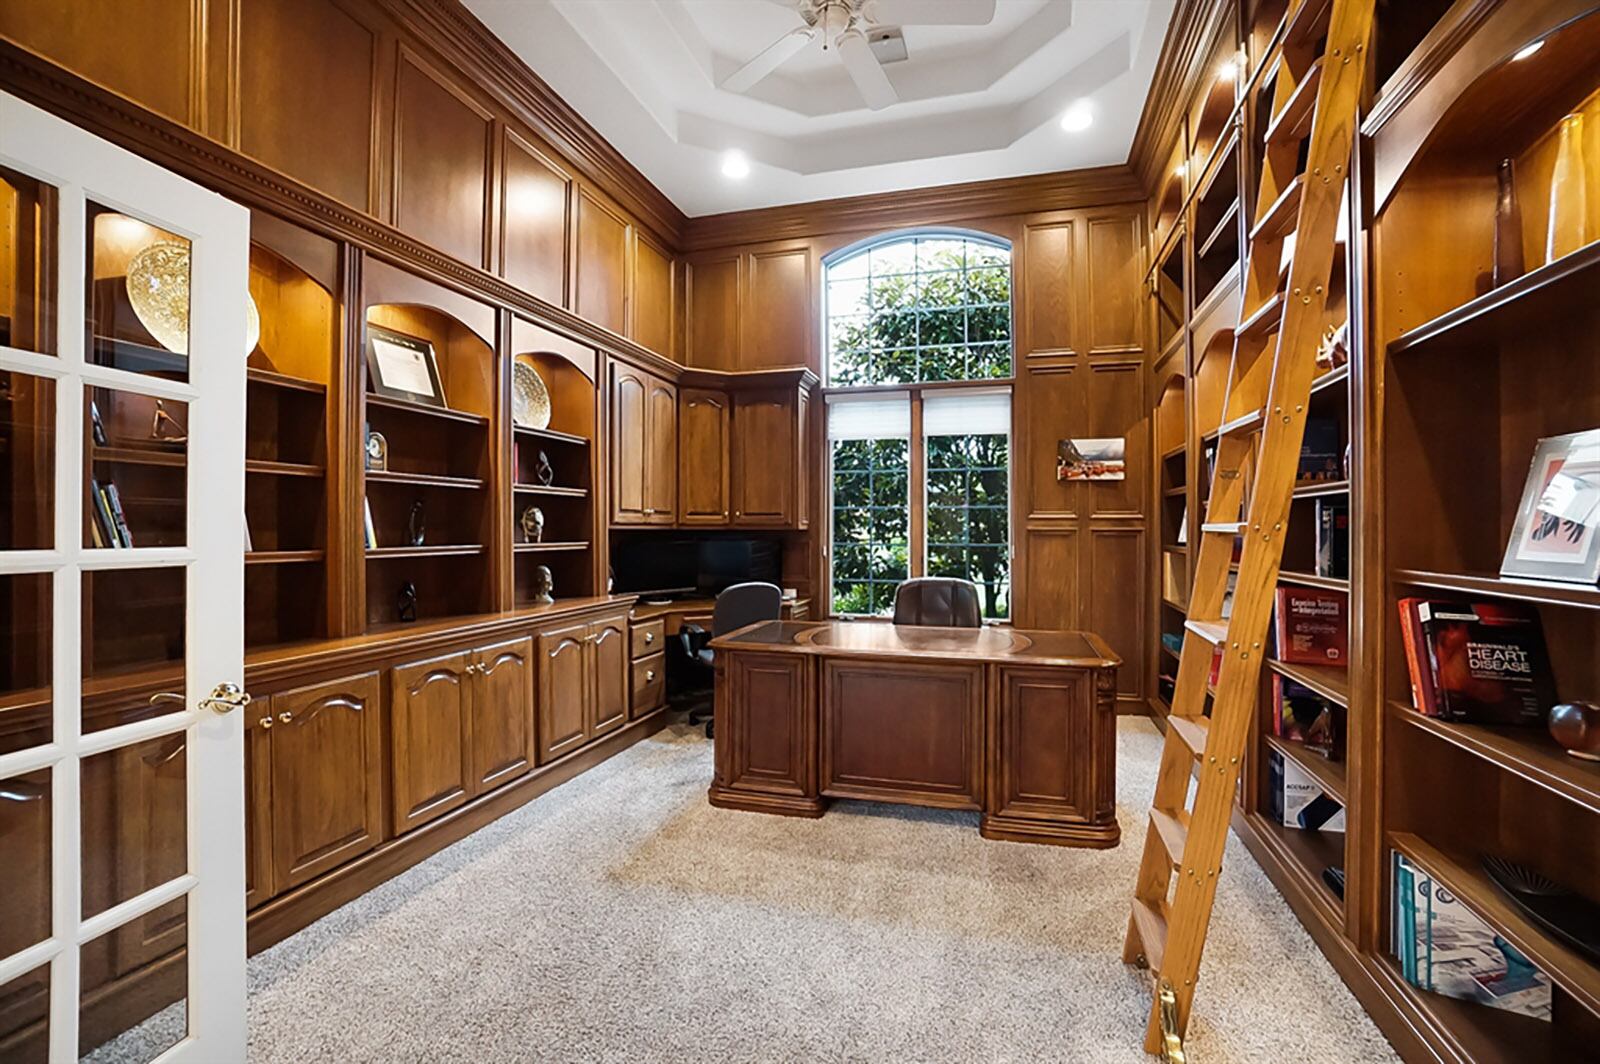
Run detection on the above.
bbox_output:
[390,651,472,834]
[245,716,273,909]
[610,364,647,524]
[538,622,591,763]
[732,390,794,525]
[646,377,678,522]
[471,636,535,794]
[589,616,629,738]
[269,672,384,890]
[575,187,628,334]
[678,388,729,525]
[716,652,812,796]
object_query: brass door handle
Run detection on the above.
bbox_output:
[149,692,185,709]
[278,711,293,724]
[200,682,251,715]
[258,716,274,730]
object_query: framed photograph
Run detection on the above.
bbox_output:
[1057,437,1126,481]
[365,324,446,409]
[1501,429,1600,584]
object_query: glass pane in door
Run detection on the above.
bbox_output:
[0,371,55,549]
[81,567,185,734]
[0,963,50,1064]
[80,734,187,920]
[0,164,57,356]
[0,571,51,754]
[85,205,190,382]
[85,386,187,550]
[0,766,51,957]
[77,895,188,1063]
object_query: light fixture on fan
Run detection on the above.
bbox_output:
[720,0,998,111]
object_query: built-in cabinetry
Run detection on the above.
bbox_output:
[536,612,629,762]
[609,363,677,525]
[629,616,667,719]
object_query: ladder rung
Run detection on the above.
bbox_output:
[1237,291,1286,342]
[1183,619,1228,646]
[1169,714,1211,757]
[1149,808,1189,867]
[1264,58,1323,147]
[1250,175,1305,243]
[1284,0,1332,47]
[1200,521,1244,534]
[1130,897,1169,972]
[1220,406,1264,437]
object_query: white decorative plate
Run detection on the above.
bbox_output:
[126,240,260,357]
[513,360,551,429]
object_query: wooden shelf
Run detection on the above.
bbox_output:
[1263,733,1348,803]
[1292,478,1348,499]
[1310,362,1349,396]
[246,459,324,478]
[1159,642,1181,663]
[1161,442,1187,462]
[1161,595,1189,613]
[90,334,186,376]
[1389,830,1600,1017]
[1394,568,1600,612]
[1278,569,1348,592]
[366,544,485,559]
[247,368,326,395]
[1163,485,1187,498]
[366,469,485,491]
[246,549,325,566]
[1375,955,1565,1064]
[92,445,184,468]
[1244,810,1344,912]
[1197,198,1241,260]
[1388,700,1600,816]
[1388,241,1600,360]
[514,424,589,446]
[513,541,590,554]
[1267,658,1349,706]
[512,484,588,497]
[365,392,489,427]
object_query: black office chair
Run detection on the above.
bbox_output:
[892,577,982,628]
[681,581,784,738]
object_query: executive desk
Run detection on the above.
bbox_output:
[706,621,1121,847]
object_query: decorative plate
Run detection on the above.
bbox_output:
[513,360,552,430]
[126,240,261,357]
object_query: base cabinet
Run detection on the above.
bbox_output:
[390,651,475,835]
[469,637,536,793]
[711,652,816,807]
[537,611,630,763]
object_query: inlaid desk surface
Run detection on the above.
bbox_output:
[711,620,1119,669]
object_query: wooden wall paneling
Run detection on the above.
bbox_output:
[392,46,494,270]
[1083,359,1149,519]
[1085,212,1146,355]
[630,228,675,358]
[574,185,630,336]
[686,252,742,369]
[500,127,571,308]
[1022,218,1078,357]
[236,0,381,213]
[1086,526,1146,704]
[1023,529,1080,631]
[1023,364,1081,521]
[335,245,365,638]
[743,243,814,370]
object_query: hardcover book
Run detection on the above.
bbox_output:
[1267,749,1347,830]
[1298,417,1342,482]
[1315,498,1349,579]
[1273,586,1347,665]
[1415,600,1556,726]
[1272,675,1344,758]
[1397,597,1441,717]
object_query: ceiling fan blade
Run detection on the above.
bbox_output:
[721,27,816,93]
[868,0,997,26]
[836,30,898,111]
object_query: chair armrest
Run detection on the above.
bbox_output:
[679,623,712,657]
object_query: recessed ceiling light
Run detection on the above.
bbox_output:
[1512,39,1545,62]
[721,150,751,180]
[1059,101,1094,133]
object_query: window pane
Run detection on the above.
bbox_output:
[1,372,55,550]
[869,240,915,276]
[1,165,58,356]
[924,432,1010,619]
[966,265,1010,304]
[916,238,967,270]
[87,204,191,382]
[968,305,1011,345]
[827,276,870,318]
[831,437,908,617]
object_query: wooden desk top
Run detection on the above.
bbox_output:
[710,620,1119,668]
[631,596,810,621]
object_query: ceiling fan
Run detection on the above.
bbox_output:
[722,0,998,110]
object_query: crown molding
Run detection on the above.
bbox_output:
[680,165,1146,252]
[1127,0,1233,196]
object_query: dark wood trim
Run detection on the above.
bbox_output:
[1128,0,1234,195]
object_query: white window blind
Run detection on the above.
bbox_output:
[922,388,1011,436]
[826,391,911,440]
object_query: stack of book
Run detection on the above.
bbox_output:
[1397,598,1555,724]
[89,478,134,548]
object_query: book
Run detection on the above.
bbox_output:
[1415,600,1555,726]
[1273,675,1345,758]
[87,481,109,549]
[363,497,378,549]
[1273,586,1347,665]
[103,482,134,548]
[1298,417,1342,481]
[1315,498,1349,579]
[1391,853,1552,1020]
[1397,597,1441,716]
[1266,749,1347,830]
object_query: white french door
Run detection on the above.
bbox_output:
[0,93,249,1060]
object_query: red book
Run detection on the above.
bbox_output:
[1273,586,1348,665]
[1415,600,1555,726]
[1397,597,1439,716]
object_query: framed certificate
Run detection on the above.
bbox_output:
[365,324,447,408]
[1501,429,1600,584]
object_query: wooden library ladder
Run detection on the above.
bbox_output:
[1123,0,1375,1059]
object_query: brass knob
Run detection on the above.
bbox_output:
[258,716,273,730]
[645,632,655,644]
[646,669,657,682]
[278,711,293,724]
[201,682,251,715]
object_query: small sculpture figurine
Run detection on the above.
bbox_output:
[535,450,555,487]
[520,505,545,543]
[531,564,554,605]
[149,398,187,443]
[397,581,418,623]
[1550,702,1600,761]
[408,500,425,547]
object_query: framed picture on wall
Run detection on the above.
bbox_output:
[365,324,447,409]
[1501,429,1600,584]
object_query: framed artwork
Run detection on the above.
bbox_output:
[1057,437,1126,481]
[365,324,446,408]
[1501,429,1600,584]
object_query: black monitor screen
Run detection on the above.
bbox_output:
[610,536,780,597]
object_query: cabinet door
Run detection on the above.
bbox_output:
[732,389,795,525]
[589,615,630,737]
[538,621,591,763]
[244,714,273,909]
[390,651,473,834]
[795,386,811,530]
[714,651,813,797]
[610,363,647,524]
[646,376,678,523]
[269,672,384,890]
[471,636,535,794]
[678,387,729,525]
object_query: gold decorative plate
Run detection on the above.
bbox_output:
[513,360,551,429]
[126,240,261,357]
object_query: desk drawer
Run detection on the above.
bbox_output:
[631,619,664,659]
[631,651,666,717]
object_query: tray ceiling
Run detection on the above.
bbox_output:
[465,1,1177,217]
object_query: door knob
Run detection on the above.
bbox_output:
[201,682,251,715]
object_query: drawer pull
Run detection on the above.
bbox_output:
[259,716,274,730]
[279,711,294,724]
[646,669,657,682]
[645,632,655,644]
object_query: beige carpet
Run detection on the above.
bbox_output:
[103,717,1398,1062]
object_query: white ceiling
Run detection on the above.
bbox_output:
[465,0,1177,218]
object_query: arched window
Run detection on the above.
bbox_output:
[822,231,1013,619]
